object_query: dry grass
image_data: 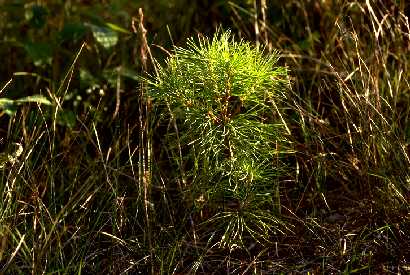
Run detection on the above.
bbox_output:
[0,0,409,274]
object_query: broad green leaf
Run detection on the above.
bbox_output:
[80,69,98,87]
[59,23,87,43]
[16,95,52,105]
[0,98,17,116]
[0,98,15,106]
[24,41,53,66]
[87,23,118,49]
[106,22,130,34]
[0,95,52,117]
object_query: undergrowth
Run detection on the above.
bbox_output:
[0,0,409,274]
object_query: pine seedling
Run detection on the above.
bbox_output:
[150,30,292,249]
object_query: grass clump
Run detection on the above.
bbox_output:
[150,31,292,250]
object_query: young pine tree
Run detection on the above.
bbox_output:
[150,31,292,249]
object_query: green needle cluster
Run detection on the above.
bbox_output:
[150,30,292,248]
